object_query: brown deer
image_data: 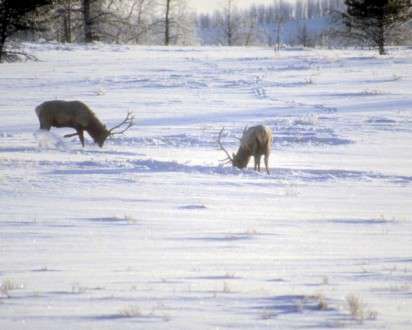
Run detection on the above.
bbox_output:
[35,100,134,147]
[218,125,272,174]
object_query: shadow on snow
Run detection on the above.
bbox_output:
[47,158,412,185]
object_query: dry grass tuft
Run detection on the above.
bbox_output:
[124,215,138,225]
[306,293,328,311]
[315,293,328,310]
[346,294,378,322]
[118,306,171,321]
[261,309,276,320]
[346,294,364,321]
[222,281,232,293]
[245,228,257,235]
[119,306,143,318]
[71,282,87,294]
[1,279,23,297]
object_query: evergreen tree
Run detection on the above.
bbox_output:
[342,0,412,54]
[0,0,54,62]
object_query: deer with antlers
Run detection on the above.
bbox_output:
[35,100,134,147]
[218,125,272,174]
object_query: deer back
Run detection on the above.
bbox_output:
[240,125,272,156]
[36,100,109,142]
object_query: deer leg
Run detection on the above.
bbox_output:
[264,154,270,175]
[255,155,262,172]
[254,138,263,172]
[64,132,79,138]
[39,120,51,130]
[77,129,85,147]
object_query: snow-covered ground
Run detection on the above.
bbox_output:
[1,43,412,329]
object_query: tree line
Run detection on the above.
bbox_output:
[197,0,346,48]
[1,0,411,62]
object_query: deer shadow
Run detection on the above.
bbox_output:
[47,159,412,185]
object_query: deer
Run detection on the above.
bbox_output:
[218,125,272,175]
[35,100,134,147]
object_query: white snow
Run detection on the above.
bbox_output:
[1,43,412,329]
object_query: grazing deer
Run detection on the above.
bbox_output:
[35,100,134,147]
[218,125,272,174]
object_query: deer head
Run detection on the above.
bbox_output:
[64,111,135,147]
[218,127,250,169]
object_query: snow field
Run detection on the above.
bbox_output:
[1,43,412,329]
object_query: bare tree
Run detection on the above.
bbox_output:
[296,22,313,47]
[243,5,258,46]
[129,0,157,43]
[80,0,108,42]
[273,0,289,51]
[55,0,81,43]
[164,0,172,45]
[158,0,195,45]
[222,0,239,46]
[81,0,93,42]
[77,0,131,43]
[108,0,158,44]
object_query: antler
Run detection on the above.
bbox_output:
[217,127,233,162]
[231,126,248,142]
[108,111,135,136]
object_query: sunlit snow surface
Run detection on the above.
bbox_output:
[1,43,412,329]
